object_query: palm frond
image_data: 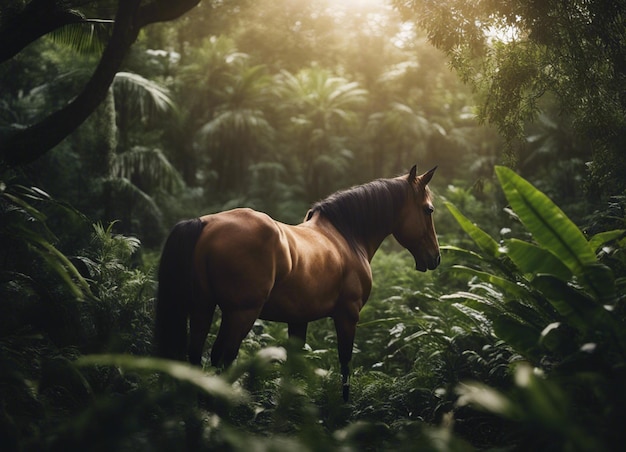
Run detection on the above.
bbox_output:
[111,147,184,193]
[48,20,114,55]
[102,176,163,224]
[113,72,176,118]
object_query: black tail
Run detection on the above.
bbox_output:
[154,218,205,361]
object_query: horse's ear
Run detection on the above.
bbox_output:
[408,165,418,183]
[419,166,437,186]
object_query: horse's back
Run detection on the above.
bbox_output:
[192,208,358,321]
[198,208,287,255]
[194,208,291,306]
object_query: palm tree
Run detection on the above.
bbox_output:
[112,71,175,152]
[277,67,368,201]
[197,63,276,195]
[104,71,182,244]
[164,36,249,187]
[366,102,432,178]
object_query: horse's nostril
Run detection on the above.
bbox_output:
[427,254,440,270]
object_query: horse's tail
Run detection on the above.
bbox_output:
[154,218,205,361]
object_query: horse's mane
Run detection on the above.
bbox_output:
[306,177,410,252]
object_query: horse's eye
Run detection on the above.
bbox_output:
[424,205,434,215]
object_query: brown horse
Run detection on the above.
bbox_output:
[154,165,440,400]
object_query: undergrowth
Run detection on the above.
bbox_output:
[2,169,625,450]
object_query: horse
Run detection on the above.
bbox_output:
[154,165,440,401]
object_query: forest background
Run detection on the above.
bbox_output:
[1,0,625,450]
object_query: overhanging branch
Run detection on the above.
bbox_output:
[0,0,202,167]
[1,0,141,166]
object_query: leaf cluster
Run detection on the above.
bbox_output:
[444,166,626,449]
[395,0,626,195]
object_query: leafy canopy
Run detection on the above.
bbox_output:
[394,0,626,194]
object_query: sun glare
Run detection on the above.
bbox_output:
[332,0,389,8]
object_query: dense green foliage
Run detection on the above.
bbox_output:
[446,166,626,449]
[393,0,626,196]
[2,164,624,450]
[2,0,504,228]
[2,0,626,451]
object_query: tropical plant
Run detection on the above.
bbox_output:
[393,0,626,196]
[113,71,176,151]
[111,146,183,194]
[0,178,93,447]
[443,165,626,450]
[162,36,250,187]
[94,70,182,245]
[366,102,432,178]
[246,161,307,223]
[277,67,368,200]
[0,179,164,448]
[0,180,92,301]
[1,0,202,165]
[197,64,276,194]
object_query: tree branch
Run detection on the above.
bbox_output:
[0,0,86,63]
[0,0,202,167]
[1,0,141,166]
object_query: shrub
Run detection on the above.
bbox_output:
[444,166,626,450]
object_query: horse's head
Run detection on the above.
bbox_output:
[393,165,440,272]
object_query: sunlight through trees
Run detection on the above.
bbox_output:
[1,1,625,450]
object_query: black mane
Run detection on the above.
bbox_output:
[307,177,410,251]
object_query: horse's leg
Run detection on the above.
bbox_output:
[211,308,262,367]
[188,297,216,366]
[287,322,308,346]
[333,315,357,402]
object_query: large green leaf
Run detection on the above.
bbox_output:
[440,245,486,262]
[449,265,529,299]
[49,20,113,55]
[452,303,493,333]
[441,291,500,305]
[539,322,576,355]
[581,263,617,304]
[505,238,572,281]
[531,275,601,334]
[493,315,542,361]
[445,202,500,258]
[77,354,245,403]
[495,166,596,276]
[588,229,626,253]
[506,299,555,330]
[456,381,520,419]
[2,187,92,300]
[461,298,504,321]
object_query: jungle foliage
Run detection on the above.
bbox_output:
[393,0,626,196]
[1,0,626,451]
[2,166,624,451]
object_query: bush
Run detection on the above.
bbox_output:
[444,166,626,450]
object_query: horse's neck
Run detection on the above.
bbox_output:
[361,204,400,261]
[304,209,393,262]
[360,232,390,262]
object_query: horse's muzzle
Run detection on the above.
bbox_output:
[415,254,441,272]
[431,253,441,269]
